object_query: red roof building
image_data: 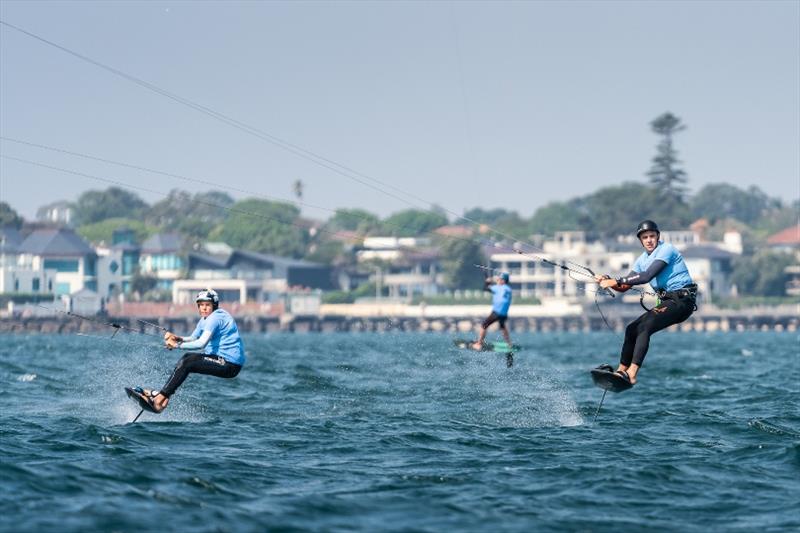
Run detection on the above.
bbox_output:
[766,224,800,247]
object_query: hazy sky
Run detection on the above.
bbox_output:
[1,0,798,222]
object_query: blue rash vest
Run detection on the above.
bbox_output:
[633,241,693,292]
[190,309,246,366]
[490,284,512,316]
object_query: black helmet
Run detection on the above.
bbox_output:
[636,220,660,238]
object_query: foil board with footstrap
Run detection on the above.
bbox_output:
[124,386,159,413]
[590,364,633,393]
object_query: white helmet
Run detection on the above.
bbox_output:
[195,288,219,307]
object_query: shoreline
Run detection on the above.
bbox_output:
[2,306,797,334]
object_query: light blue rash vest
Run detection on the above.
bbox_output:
[633,241,693,292]
[490,284,512,316]
[190,309,246,366]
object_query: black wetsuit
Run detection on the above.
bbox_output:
[617,260,697,367]
[161,353,242,397]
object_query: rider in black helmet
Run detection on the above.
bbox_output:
[594,220,697,386]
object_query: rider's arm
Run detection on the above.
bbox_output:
[616,260,667,286]
[178,330,212,350]
[484,278,493,292]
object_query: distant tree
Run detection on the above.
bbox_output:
[691,184,772,225]
[731,251,794,296]
[304,239,344,264]
[218,198,307,257]
[0,201,23,228]
[647,112,689,213]
[438,237,486,290]
[461,207,533,240]
[528,201,582,236]
[381,209,448,237]
[573,183,658,237]
[326,208,381,234]
[463,207,519,227]
[77,217,157,245]
[146,189,233,242]
[73,187,149,226]
[752,199,800,237]
[130,271,158,297]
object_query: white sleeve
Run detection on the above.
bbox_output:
[179,330,212,351]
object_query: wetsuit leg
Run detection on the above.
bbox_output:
[619,313,647,367]
[620,296,695,367]
[160,353,242,397]
[482,312,500,329]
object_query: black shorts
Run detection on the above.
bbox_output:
[482,311,508,329]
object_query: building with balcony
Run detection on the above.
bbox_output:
[489,232,638,300]
[356,237,444,300]
[95,227,141,299]
[488,230,738,302]
[139,233,184,290]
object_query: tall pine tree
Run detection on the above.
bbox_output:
[646,112,691,228]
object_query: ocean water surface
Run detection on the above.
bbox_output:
[1,331,798,532]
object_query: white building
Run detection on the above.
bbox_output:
[9,228,96,296]
[0,227,57,295]
[489,230,738,302]
[35,201,74,226]
[681,245,736,304]
[357,237,443,300]
[489,232,639,300]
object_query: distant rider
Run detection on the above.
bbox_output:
[595,220,697,386]
[143,289,246,413]
[472,272,513,350]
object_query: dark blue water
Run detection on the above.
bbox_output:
[1,332,798,532]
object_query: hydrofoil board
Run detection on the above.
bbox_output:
[125,386,159,413]
[590,364,633,393]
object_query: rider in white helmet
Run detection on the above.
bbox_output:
[138,288,246,413]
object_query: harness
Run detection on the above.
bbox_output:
[657,283,698,300]
[655,283,698,311]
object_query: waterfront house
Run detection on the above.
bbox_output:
[489,231,638,301]
[139,232,184,290]
[0,227,57,295]
[681,245,736,304]
[356,236,445,300]
[172,247,333,305]
[489,230,738,303]
[767,224,800,295]
[95,227,141,300]
[15,227,96,296]
[35,200,74,226]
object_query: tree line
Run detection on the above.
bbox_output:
[1,112,797,296]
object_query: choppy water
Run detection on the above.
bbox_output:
[1,331,798,532]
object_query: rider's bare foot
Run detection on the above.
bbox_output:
[471,342,483,350]
[615,366,638,385]
[144,390,169,412]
